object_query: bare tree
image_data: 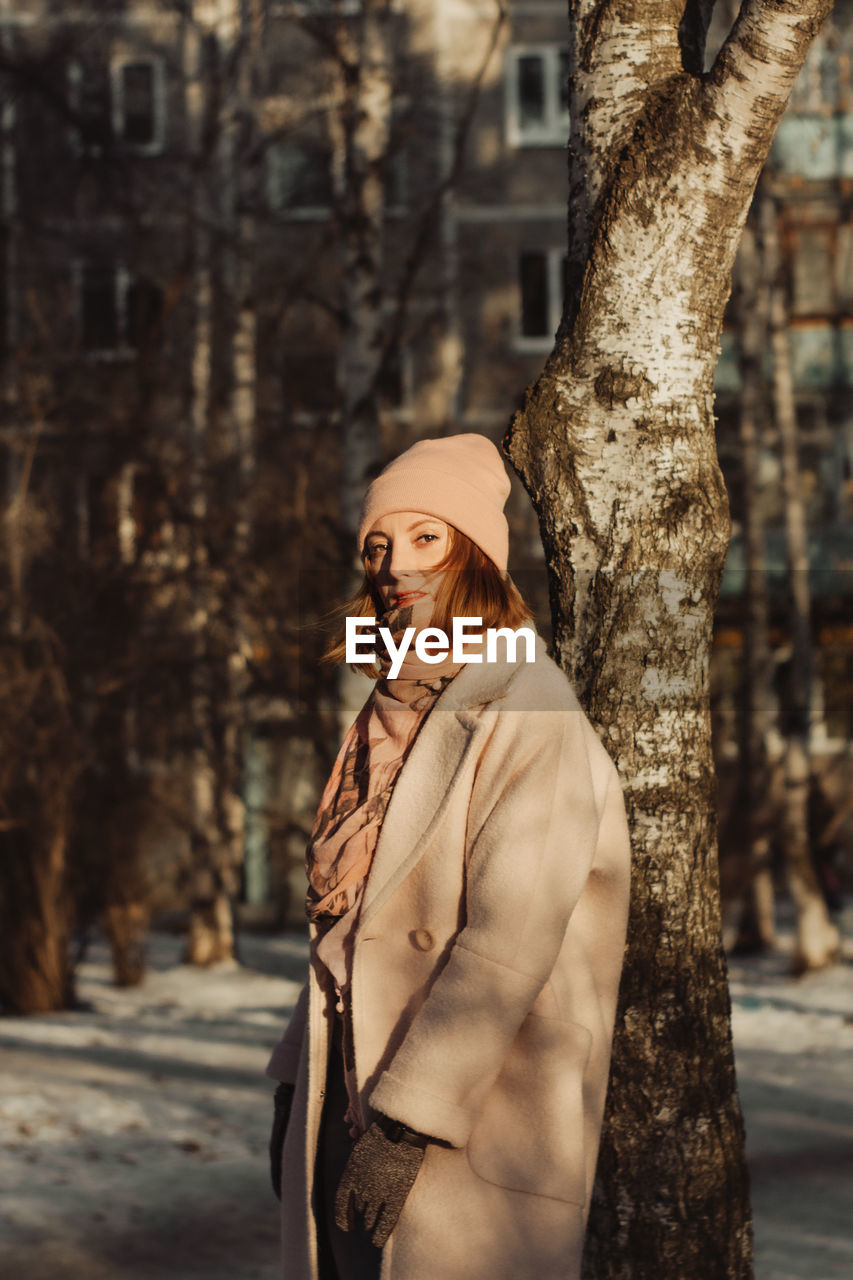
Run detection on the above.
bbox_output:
[0,9,215,991]
[0,365,155,1006]
[505,0,833,1274]
[3,0,496,976]
[271,0,507,735]
[760,190,840,973]
[181,0,265,963]
[731,211,777,953]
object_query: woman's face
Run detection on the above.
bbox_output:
[364,511,451,617]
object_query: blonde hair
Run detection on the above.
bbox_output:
[323,524,531,675]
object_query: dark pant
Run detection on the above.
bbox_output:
[314,1032,383,1280]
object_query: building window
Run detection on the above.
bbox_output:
[126,276,164,349]
[80,265,120,352]
[278,343,409,423]
[385,143,408,213]
[265,124,408,219]
[505,46,570,147]
[819,643,853,743]
[771,115,853,181]
[112,60,166,153]
[517,249,566,349]
[376,341,412,414]
[68,63,112,153]
[76,264,163,358]
[68,58,166,155]
[790,224,836,318]
[265,142,334,218]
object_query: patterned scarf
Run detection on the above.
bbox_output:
[305,601,459,922]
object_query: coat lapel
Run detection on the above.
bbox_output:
[358,707,481,928]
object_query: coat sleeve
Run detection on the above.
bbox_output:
[265,979,309,1084]
[369,700,606,1148]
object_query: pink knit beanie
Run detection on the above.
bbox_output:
[358,433,511,571]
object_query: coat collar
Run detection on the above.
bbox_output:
[358,631,549,927]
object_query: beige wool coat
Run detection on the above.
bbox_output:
[267,635,631,1280]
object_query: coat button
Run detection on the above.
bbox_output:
[412,928,434,952]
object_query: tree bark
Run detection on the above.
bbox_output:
[505,0,832,1273]
[760,192,840,974]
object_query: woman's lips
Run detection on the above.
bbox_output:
[390,590,427,606]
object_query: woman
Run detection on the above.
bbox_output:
[267,433,631,1280]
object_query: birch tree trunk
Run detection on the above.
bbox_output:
[183,6,236,965]
[732,217,776,953]
[760,193,840,974]
[220,0,264,932]
[182,0,265,964]
[505,1,832,1273]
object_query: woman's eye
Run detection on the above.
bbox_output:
[417,534,438,544]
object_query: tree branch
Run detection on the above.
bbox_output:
[709,0,834,123]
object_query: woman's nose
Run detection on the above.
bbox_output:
[387,547,415,579]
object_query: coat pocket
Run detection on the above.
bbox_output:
[465,1012,592,1205]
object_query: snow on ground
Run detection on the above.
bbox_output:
[0,916,851,1280]
[726,905,853,1280]
[0,931,305,1280]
